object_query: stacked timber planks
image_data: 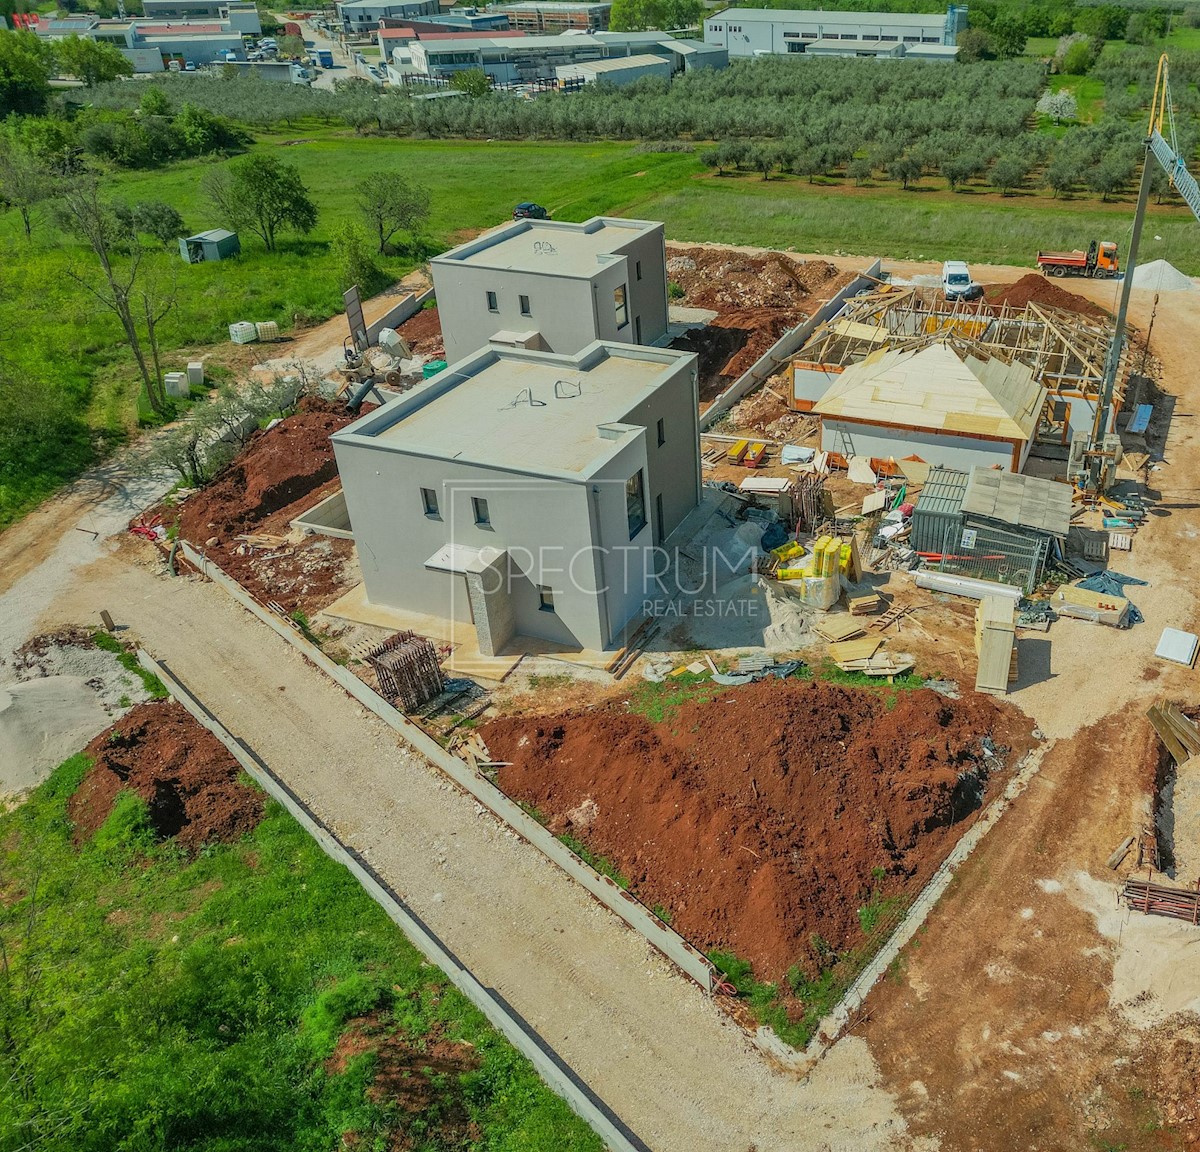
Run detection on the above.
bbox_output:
[1146,700,1200,767]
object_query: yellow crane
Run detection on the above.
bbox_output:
[1079,53,1200,493]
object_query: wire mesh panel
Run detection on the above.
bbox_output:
[929,519,1048,593]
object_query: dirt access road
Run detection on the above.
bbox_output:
[4,251,1200,1150]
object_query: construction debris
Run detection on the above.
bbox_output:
[1146,700,1200,767]
[1122,877,1200,923]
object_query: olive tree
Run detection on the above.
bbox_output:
[203,153,316,253]
[354,170,430,254]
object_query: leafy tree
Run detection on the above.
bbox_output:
[990,15,1027,59]
[277,34,306,59]
[140,84,171,118]
[1060,38,1094,75]
[1074,4,1126,40]
[0,29,53,116]
[989,154,1026,195]
[0,135,52,240]
[887,154,921,190]
[450,67,490,97]
[1036,89,1078,124]
[753,142,777,180]
[940,154,976,191]
[54,34,133,87]
[1084,157,1127,201]
[331,220,387,295]
[956,27,992,62]
[174,102,221,153]
[57,176,176,416]
[793,148,823,184]
[203,153,316,253]
[19,116,79,173]
[354,170,430,254]
[118,199,186,247]
[611,0,700,30]
[848,156,873,186]
[1044,154,1077,198]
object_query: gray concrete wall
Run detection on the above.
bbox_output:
[820,419,1019,473]
[366,286,435,346]
[621,353,700,544]
[433,264,596,363]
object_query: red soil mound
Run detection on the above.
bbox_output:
[72,701,264,852]
[177,398,354,544]
[485,680,1034,982]
[395,305,444,356]
[173,398,359,613]
[984,274,1109,320]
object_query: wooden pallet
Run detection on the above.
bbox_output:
[1109,532,1133,552]
[1146,700,1200,767]
[871,604,911,631]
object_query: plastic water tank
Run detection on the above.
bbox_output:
[255,320,279,342]
[229,321,257,344]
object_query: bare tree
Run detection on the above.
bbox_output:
[58,177,175,417]
[0,138,52,241]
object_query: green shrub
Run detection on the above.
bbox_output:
[92,788,156,856]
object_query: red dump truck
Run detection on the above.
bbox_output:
[1036,240,1119,278]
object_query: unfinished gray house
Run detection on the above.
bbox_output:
[332,339,700,655]
[430,216,670,365]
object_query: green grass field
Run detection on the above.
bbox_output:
[0,747,602,1151]
[2,129,1197,530]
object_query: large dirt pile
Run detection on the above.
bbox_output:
[177,399,353,544]
[395,305,445,356]
[667,247,842,311]
[71,701,264,852]
[485,680,1034,982]
[173,398,358,613]
[984,274,1108,320]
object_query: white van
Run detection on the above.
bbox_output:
[942,260,973,301]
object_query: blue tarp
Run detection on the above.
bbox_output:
[1127,404,1153,435]
[1077,570,1149,624]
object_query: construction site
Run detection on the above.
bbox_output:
[4,64,1200,1152]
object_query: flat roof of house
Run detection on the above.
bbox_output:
[814,343,1045,442]
[706,6,945,24]
[136,21,228,32]
[336,342,694,475]
[809,38,903,50]
[187,229,237,242]
[433,216,659,278]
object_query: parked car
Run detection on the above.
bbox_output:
[184,60,196,71]
[246,49,264,60]
[941,260,975,301]
[513,202,550,220]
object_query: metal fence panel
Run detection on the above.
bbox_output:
[931,518,1046,593]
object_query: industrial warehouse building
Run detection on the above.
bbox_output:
[407,30,725,82]
[336,0,441,35]
[138,0,260,32]
[814,343,1046,474]
[556,52,673,86]
[331,341,700,654]
[497,0,612,32]
[430,216,670,363]
[704,5,966,57]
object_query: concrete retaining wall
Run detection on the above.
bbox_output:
[137,649,644,1152]
[366,286,436,346]
[177,540,715,996]
[698,258,881,431]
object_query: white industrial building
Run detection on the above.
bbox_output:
[337,0,441,35]
[331,341,700,654]
[704,5,966,57]
[430,216,670,363]
[408,30,725,82]
[813,343,1046,473]
[139,0,260,33]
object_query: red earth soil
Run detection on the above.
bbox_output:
[484,680,1036,983]
[395,305,445,357]
[984,273,1110,321]
[173,398,359,613]
[71,701,264,852]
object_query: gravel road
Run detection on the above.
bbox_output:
[61,549,915,1152]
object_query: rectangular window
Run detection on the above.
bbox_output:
[635,260,642,281]
[519,293,531,317]
[421,487,439,517]
[655,492,664,543]
[634,315,642,343]
[472,496,490,526]
[614,284,628,329]
[626,470,646,539]
[538,585,555,612]
[656,417,665,446]
[486,290,498,312]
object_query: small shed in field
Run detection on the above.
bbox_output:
[179,229,241,264]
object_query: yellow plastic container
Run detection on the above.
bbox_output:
[771,540,806,562]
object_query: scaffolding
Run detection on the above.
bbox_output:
[787,288,1140,443]
[365,630,445,712]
